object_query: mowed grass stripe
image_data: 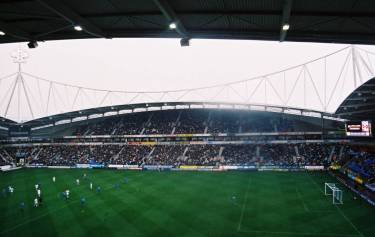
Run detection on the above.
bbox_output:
[306,172,366,237]
[1,170,86,236]
[1,169,374,237]
[293,173,360,236]
[1,169,121,236]
[236,172,365,236]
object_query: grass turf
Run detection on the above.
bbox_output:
[0,169,374,237]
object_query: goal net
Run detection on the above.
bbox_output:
[324,183,343,204]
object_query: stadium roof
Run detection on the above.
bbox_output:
[13,101,341,129]
[1,0,375,45]
[335,77,375,120]
[0,116,16,126]
[2,45,375,124]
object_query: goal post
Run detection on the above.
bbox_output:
[325,183,335,195]
[324,183,343,204]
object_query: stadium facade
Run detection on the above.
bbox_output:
[0,48,374,207]
[1,100,374,204]
[1,1,375,236]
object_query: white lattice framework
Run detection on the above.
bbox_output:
[0,45,375,122]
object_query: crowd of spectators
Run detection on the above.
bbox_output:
[207,111,239,134]
[259,144,297,166]
[113,145,152,165]
[115,113,147,135]
[71,109,326,136]
[4,143,373,185]
[0,143,350,168]
[75,113,147,136]
[239,115,292,133]
[174,110,207,134]
[75,119,119,136]
[221,145,256,165]
[143,110,177,135]
[184,145,221,165]
[0,156,9,166]
[219,143,339,167]
[0,148,12,165]
[0,146,36,165]
[297,143,334,166]
[146,145,186,166]
[344,148,375,183]
[35,145,89,166]
[25,145,121,166]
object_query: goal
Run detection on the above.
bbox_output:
[324,183,343,204]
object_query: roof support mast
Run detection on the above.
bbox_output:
[280,0,293,42]
[153,0,190,46]
[0,20,33,41]
[36,0,107,38]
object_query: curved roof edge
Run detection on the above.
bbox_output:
[335,77,375,120]
[12,101,343,129]
[0,116,17,128]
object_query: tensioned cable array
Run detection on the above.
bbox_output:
[0,45,374,122]
[18,46,352,94]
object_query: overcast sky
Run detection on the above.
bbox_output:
[0,38,360,91]
[0,38,375,121]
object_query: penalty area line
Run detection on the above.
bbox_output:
[295,188,310,212]
[237,175,251,231]
[306,173,364,237]
[295,187,335,213]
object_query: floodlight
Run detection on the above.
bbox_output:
[169,22,177,29]
[74,25,83,31]
[282,24,290,31]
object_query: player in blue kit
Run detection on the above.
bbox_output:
[19,202,25,212]
[80,197,86,207]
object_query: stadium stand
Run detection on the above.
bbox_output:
[344,149,375,183]
[0,108,373,208]
[70,109,334,136]
[1,143,347,168]
[0,107,356,169]
[1,1,375,235]
[75,112,147,136]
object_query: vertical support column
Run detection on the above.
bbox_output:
[46,82,52,116]
[351,46,357,89]
[324,57,327,111]
[264,78,267,105]
[4,74,19,118]
[283,71,286,105]
[321,113,325,140]
[303,66,306,108]
[19,73,34,119]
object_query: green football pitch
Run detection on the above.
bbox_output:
[0,169,374,237]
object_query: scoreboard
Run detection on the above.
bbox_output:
[345,121,372,137]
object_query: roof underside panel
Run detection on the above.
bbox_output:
[1,0,375,44]
[335,78,375,120]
